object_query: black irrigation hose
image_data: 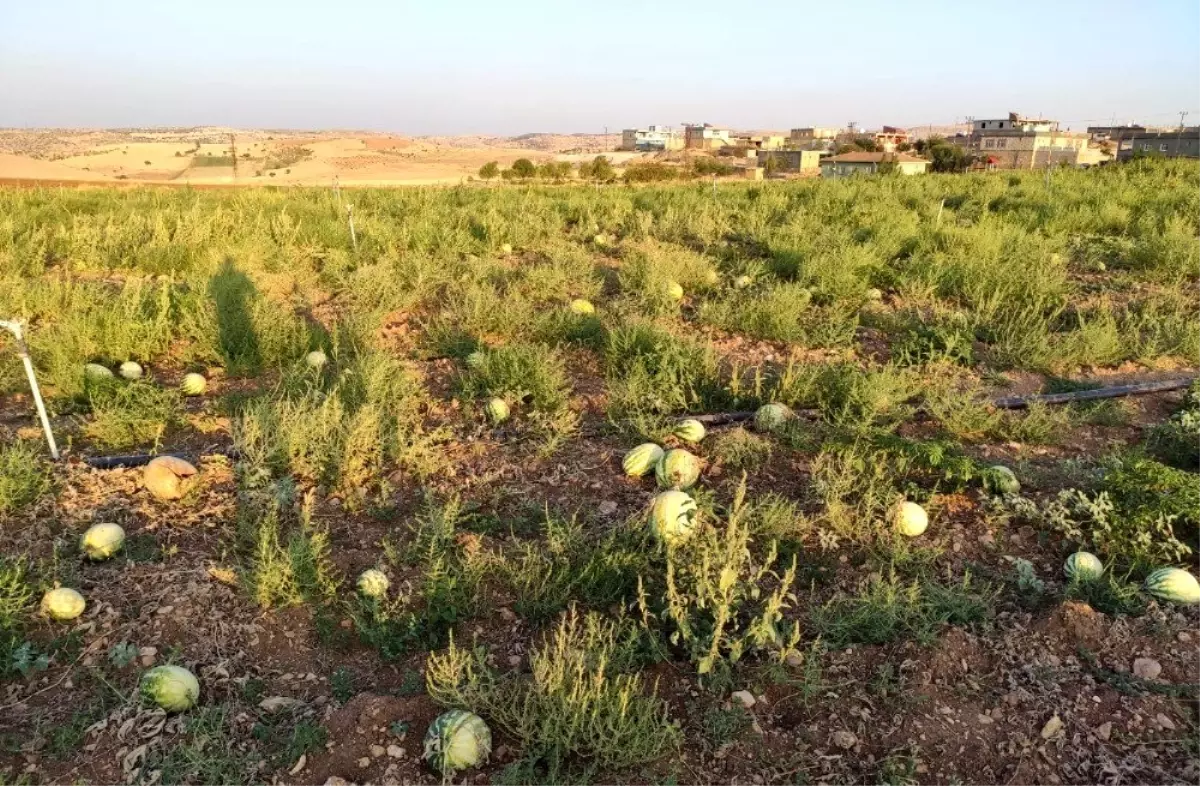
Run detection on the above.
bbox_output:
[990,376,1196,410]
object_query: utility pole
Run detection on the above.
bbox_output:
[229,133,238,178]
[1176,111,1189,157]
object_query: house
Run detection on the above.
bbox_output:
[620,126,684,152]
[1086,124,1145,143]
[756,149,823,174]
[735,134,787,151]
[969,112,1088,168]
[1116,128,1200,160]
[788,127,838,148]
[684,124,731,150]
[873,126,910,152]
[819,152,930,178]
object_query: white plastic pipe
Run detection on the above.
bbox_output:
[0,320,60,460]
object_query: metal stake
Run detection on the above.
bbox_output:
[0,320,60,459]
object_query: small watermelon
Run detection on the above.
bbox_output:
[673,418,706,444]
[305,350,328,369]
[866,288,884,301]
[734,274,753,289]
[500,243,513,254]
[622,443,664,477]
[894,501,928,537]
[569,299,595,315]
[80,523,125,560]
[118,361,144,380]
[754,403,793,433]
[1144,568,1200,605]
[180,373,207,396]
[984,465,1020,495]
[41,588,86,621]
[1063,551,1103,581]
[143,456,199,501]
[485,397,510,423]
[666,281,684,300]
[84,363,114,382]
[656,449,701,490]
[424,710,492,773]
[649,490,698,545]
[704,270,720,285]
[141,665,200,712]
[357,569,390,599]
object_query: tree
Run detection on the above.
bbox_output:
[511,158,536,179]
[921,136,972,173]
[478,161,499,180]
[579,155,615,182]
[896,141,913,152]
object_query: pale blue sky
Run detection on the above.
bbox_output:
[2,0,1197,134]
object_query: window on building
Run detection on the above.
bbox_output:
[994,139,1006,149]
[1160,143,1169,152]
[983,139,994,149]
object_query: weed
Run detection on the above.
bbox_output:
[83,378,179,450]
[427,609,681,779]
[700,704,751,748]
[1065,573,1147,617]
[811,570,994,647]
[330,666,356,703]
[0,442,52,514]
[458,343,570,413]
[710,426,773,472]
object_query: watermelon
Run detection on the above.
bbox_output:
[984,465,1020,495]
[656,448,701,490]
[754,403,793,433]
[485,397,510,424]
[41,587,86,621]
[866,288,884,301]
[424,710,492,773]
[894,501,928,537]
[734,274,753,289]
[622,443,664,477]
[141,665,200,712]
[180,373,207,396]
[305,350,328,369]
[673,418,706,444]
[357,569,390,599]
[84,363,114,382]
[666,281,684,301]
[500,243,513,254]
[1144,567,1200,605]
[649,490,698,545]
[118,361,144,380]
[705,270,720,285]
[1063,551,1103,580]
[569,299,595,315]
[80,522,125,560]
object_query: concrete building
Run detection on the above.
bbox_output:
[1116,128,1200,160]
[756,149,823,174]
[820,152,930,178]
[684,124,732,150]
[873,126,910,152]
[620,126,684,152]
[735,134,787,150]
[788,127,839,148]
[970,113,1087,169]
[1086,125,1145,143]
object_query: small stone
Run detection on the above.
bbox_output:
[259,696,305,713]
[498,607,516,622]
[507,655,522,668]
[325,778,350,786]
[387,745,405,759]
[1177,631,1192,643]
[370,744,386,758]
[1155,713,1175,731]
[1132,658,1162,681]
[138,647,157,667]
[1040,714,1063,739]
[598,500,618,516]
[784,651,803,668]
[731,690,756,709]
[978,531,996,547]
[832,730,857,750]
[357,757,371,768]
[1095,722,1112,741]
[977,714,994,725]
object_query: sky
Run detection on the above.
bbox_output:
[2,0,1198,135]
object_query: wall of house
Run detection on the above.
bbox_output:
[756,150,821,172]
[1117,135,1200,159]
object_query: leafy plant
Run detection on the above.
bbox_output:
[0,443,51,515]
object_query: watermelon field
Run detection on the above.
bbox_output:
[0,160,1198,785]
